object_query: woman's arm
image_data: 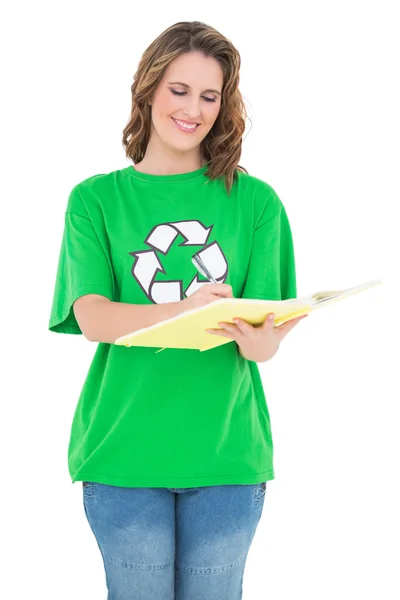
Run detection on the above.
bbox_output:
[73,294,183,344]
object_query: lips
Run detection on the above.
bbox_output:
[172,117,199,125]
[171,117,200,130]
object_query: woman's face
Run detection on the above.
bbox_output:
[148,52,223,154]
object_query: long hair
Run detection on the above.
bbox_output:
[122,21,249,195]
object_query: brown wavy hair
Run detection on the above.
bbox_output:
[122,21,249,196]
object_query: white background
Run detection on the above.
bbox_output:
[2,1,398,598]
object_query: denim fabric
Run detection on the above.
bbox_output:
[82,480,267,599]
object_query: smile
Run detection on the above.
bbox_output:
[171,117,199,133]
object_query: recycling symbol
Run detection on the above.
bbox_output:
[129,220,228,304]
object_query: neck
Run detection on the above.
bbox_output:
[134,130,206,176]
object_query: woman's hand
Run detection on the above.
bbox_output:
[206,312,309,362]
[181,283,233,311]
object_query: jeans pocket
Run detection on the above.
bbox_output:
[253,481,267,505]
[82,481,96,501]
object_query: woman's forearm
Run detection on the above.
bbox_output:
[73,295,184,344]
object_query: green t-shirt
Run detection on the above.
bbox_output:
[48,164,296,488]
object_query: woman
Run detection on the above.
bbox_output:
[49,20,306,600]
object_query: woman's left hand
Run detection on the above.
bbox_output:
[206,312,308,362]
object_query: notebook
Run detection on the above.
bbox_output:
[114,279,382,352]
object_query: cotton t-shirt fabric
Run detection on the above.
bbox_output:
[48,164,297,488]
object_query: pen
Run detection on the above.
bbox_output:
[191,255,218,284]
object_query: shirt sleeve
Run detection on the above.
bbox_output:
[240,190,297,301]
[48,186,116,334]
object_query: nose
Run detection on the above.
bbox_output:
[183,97,202,121]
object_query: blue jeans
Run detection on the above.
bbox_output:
[82,481,267,599]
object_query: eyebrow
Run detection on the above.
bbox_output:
[167,81,222,96]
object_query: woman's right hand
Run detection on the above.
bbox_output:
[181,283,234,311]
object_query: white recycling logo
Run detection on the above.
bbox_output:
[128,220,228,304]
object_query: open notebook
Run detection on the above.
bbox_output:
[114,279,382,352]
